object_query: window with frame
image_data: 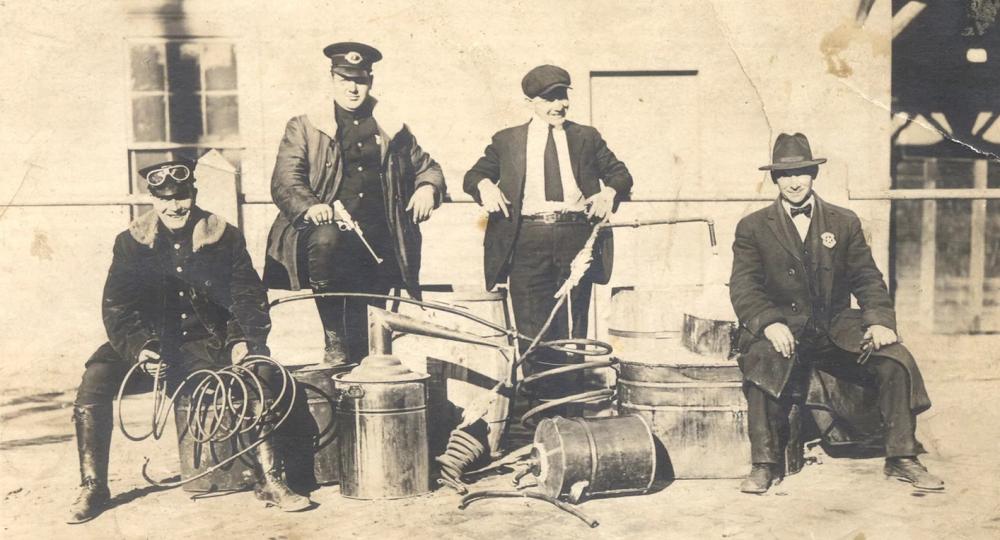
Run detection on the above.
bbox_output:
[127,39,242,195]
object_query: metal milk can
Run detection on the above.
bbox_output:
[333,355,431,499]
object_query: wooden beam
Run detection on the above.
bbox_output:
[850,188,1000,200]
[969,160,988,332]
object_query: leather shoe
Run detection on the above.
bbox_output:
[884,457,944,490]
[740,463,779,494]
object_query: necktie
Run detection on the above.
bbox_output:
[790,204,812,218]
[544,126,563,201]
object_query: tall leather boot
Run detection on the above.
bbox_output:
[253,436,312,512]
[312,284,349,365]
[66,403,113,524]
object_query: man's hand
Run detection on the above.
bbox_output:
[405,184,436,224]
[477,179,510,218]
[763,322,796,358]
[137,349,165,377]
[863,324,898,351]
[230,341,249,365]
[585,186,617,221]
[305,203,334,225]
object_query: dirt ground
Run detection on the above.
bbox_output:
[2,330,999,540]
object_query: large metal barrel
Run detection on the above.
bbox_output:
[617,343,751,479]
[394,286,513,458]
[531,415,656,503]
[334,355,431,499]
[174,395,256,493]
[281,364,353,489]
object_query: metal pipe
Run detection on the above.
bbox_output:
[367,306,506,355]
[459,490,599,528]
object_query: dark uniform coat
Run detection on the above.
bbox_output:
[103,207,271,364]
[462,120,633,290]
[263,97,446,298]
[730,195,930,413]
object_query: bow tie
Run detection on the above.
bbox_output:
[790,204,812,218]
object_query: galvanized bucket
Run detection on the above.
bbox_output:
[617,343,751,479]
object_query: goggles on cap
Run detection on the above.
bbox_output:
[144,164,192,187]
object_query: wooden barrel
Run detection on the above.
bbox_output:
[394,286,514,458]
[617,342,750,479]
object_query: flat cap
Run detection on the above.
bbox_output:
[522,64,571,98]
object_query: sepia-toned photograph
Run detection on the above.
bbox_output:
[1,1,997,538]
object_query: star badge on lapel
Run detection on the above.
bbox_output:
[821,232,837,248]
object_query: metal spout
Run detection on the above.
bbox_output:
[367,307,506,355]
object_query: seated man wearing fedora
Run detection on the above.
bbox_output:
[729,133,943,494]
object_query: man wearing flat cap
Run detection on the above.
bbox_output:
[729,133,943,494]
[264,42,446,365]
[67,160,309,524]
[463,64,632,406]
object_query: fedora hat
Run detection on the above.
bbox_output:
[759,132,827,171]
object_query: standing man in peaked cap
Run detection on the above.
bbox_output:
[68,159,309,524]
[463,64,632,407]
[264,42,446,365]
[729,133,944,494]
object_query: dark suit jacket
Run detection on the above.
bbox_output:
[463,120,633,290]
[729,195,930,412]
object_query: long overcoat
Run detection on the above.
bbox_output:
[263,97,445,298]
[729,195,930,413]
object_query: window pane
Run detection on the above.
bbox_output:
[936,160,974,189]
[130,44,164,91]
[166,42,201,94]
[131,96,166,142]
[206,96,239,139]
[131,150,172,193]
[204,43,238,90]
[169,93,203,143]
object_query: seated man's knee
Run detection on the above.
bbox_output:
[76,359,129,406]
[870,356,906,382]
[307,225,340,256]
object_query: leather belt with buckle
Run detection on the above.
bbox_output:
[521,211,589,224]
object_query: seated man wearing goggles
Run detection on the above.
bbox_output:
[67,159,310,524]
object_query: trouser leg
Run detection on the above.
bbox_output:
[744,382,790,465]
[867,356,918,457]
[303,222,395,365]
[304,224,351,364]
[509,221,592,406]
[68,343,125,524]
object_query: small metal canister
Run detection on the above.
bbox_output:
[530,415,656,503]
[333,355,431,499]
